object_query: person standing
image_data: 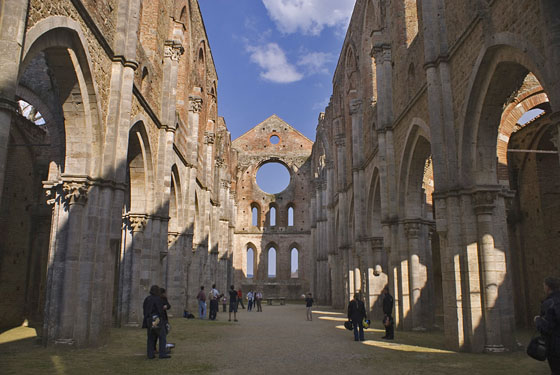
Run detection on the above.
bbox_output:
[305,293,314,321]
[222,295,227,312]
[382,286,394,340]
[228,285,239,322]
[154,288,171,354]
[209,283,220,320]
[142,285,171,359]
[535,277,560,375]
[256,290,263,312]
[237,288,245,309]
[347,293,367,341]
[196,286,207,319]
[247,290,254,312]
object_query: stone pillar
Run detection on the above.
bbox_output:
[367,237,386,319]
[120,213,147,327]
[404,219,426,330]
[472,190,510,352]
[0,0,28,204]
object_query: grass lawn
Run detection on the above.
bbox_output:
[0,319,219,375]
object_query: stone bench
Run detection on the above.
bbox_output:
[266,297,286,305]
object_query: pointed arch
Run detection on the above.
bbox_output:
[22,17,103,177]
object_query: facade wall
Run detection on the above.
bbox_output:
[231,115,314,300]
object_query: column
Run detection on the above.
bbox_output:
[473,190,508,352]
[405,219,425,330]
[121,213,147,327]
[0,0,28,204]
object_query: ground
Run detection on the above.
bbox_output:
[0,303,547,374]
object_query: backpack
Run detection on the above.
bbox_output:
[149,314,162,334]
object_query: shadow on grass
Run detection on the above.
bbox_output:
[0,319,219,375]
[314,308,547,375]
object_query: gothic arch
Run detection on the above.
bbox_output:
[398,118,432,218]
[459,35,551,185]
[21,17,103,177]
[126,121,155,214]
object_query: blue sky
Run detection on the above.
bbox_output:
[198,0,356,141]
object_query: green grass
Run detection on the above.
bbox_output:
[0,319,218,375]
[359,322,545,375]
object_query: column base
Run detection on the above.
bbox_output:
[484,344,507,353]
[54,338,76,346]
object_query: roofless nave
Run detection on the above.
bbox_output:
[0,0,559,353]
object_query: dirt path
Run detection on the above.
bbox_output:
[189,303,544,375]
[204,304,368,374]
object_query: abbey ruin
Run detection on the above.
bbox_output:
[0,0,559,353]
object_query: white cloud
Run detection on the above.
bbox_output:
[262,0,355,35]
[297,52,335,75]
[247,43,303,83]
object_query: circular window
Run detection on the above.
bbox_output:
[256,162,290,194]
[269,135,280,145]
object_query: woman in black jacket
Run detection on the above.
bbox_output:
[535,277,560,375]
[347,293,367,341]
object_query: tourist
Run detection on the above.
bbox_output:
[228,285,239,322]
[196,286,207,319]
[209,283,221,320]
[154,288,171,354]
[237,288,245,309]
[535,277,560,374]
[222,295,227,312]
[305,293,314,321]
[247,290,254,311]
[382,286,394,340]
[347,293,367,342]
[142,285,171,359]
[256,290,263,312]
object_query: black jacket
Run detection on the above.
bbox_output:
[348,299,366,322]
[142,294,164,329]
[383,292,394,316]
[536,291,560,357]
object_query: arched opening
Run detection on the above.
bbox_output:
[247,245,255,278]
[288,205,294,226]
[291,248,299,278]
[461,46,558,345]
[0,24,101,336]
[251,203,260,227]
[118,121,154,326]
[268,248,276,278]
[269,205,277,226]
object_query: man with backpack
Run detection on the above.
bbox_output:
[142,285,171,359]
[535,277,560,374]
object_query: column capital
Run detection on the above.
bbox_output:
[404,220,421,239]
[126,213,148,233]
[62,180,90,206]
[472,189,499,215]
[204,131,215,144]
[335,133,346,147]
[368,236,384,249]
[168,231,180,245]
[164,40,185,61]
[349,99,363,115]
[189,96,203,113]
